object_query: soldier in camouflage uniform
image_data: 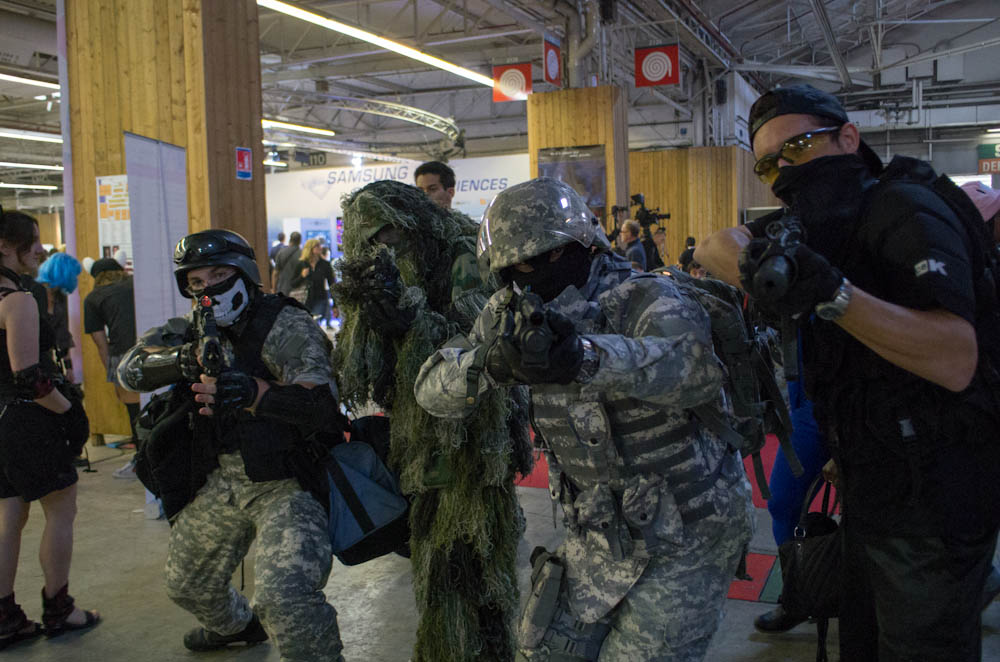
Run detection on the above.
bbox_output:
[117,230,345,662]
[331,180,533,662]
[415,178,754,662]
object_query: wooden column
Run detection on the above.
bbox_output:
[526,86,630,231]
[628,146,779,265]
[65,0,266,435]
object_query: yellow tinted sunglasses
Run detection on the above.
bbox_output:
[754,126,842,184]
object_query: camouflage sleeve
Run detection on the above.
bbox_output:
[261,306,334,386]
[414,289,505,419]
[117,315,193,391]
[450,251,481,304]
[581,276,723,408]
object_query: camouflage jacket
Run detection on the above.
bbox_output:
[416,252,752,619]
[119,295,336,509]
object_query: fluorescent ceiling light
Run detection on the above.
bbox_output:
[0,182,59,190]
[0,73,60,90]
[0,128,63,143]
[987,128,1000,133]
[0,161,63,171]
[263,159,288,167]
[257,0,495,88]
[262,118,336,136]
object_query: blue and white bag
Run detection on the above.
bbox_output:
[326,441,410,566]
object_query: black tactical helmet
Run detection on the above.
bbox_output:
[173,229,261,297]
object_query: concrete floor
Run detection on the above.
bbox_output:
[4,443,1000,661]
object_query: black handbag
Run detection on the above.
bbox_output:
[777,475,841,662]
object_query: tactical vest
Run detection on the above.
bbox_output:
[159,295,311,483]
[532,265,739,561]
[802,171,1000,535]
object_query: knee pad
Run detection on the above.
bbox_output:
[517,547,610,662]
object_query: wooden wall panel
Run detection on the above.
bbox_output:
[66,0,265,435]
[628,150,688,266]
[626,146,777,265]
[527,86,629,234]
[736,147,781,217]
[36,212,62,247]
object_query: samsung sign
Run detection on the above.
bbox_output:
[266,154,530,230]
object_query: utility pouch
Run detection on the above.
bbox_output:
[573,483,630,561]
[621,475,685,552]
[518,546,565,649]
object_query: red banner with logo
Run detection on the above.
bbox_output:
[543,39,562,87]
[634,44,680,87]
[493,62,532,102]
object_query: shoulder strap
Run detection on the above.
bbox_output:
[230,294,293,379]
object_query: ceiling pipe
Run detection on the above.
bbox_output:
[665,0,767,89]
[807,0,852,88]
[569,0,599,87]
[478,0,550,35]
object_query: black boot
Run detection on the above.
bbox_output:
[41,584,99,637]
[0,593,42,651]
[183,614,268,651]
[754,604,807,633]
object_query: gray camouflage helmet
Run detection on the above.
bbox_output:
[477,177,610,274]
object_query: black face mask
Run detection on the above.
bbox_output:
[770,153,875,263]
[507,243,593,302]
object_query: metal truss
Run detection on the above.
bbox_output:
[262,87,461,142]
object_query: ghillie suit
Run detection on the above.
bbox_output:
[331,180,533,662]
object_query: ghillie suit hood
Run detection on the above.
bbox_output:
[331,180,532,662]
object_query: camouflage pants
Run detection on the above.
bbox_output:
[165,453,342,662]
[521,485,752,662]
[595,527,746,662]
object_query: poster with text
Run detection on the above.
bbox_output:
[537,145,607,221]
[95,174,132,268]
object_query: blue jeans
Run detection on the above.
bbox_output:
[766,379,830,546]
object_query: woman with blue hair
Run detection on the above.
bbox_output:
[36,252,80,375]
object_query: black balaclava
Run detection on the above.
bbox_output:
[771,153,876,263]
[505,241,593,302]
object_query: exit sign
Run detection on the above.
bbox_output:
[978,143,1000,174]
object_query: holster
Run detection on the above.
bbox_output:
[519,547,565,649]
[517,546,611,661]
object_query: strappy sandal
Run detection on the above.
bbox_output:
[41,585,99,638]
[0,593,43,651]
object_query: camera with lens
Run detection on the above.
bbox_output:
[630,193,671,231]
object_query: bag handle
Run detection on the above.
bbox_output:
[794,475,839,537]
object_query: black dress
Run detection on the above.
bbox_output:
[0,285,78,500]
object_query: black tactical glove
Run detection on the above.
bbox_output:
[362,293,416,336]
[60,399,90,455]
[739,240,843,318]
[359,259,415,336]
[515,309,583,385]
[211,370,259,416]
[484,336,525,385]
[177,342,202,381]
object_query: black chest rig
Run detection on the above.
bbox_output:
[194,294,309,474]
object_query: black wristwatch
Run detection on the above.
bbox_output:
[814,278,851,321]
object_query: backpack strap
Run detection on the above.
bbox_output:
[753,346,803,478]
